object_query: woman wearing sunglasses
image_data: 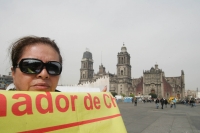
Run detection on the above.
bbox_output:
[9,36,62,92]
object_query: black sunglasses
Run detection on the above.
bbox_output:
[14,58,62,75]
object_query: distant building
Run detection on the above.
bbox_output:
[0,73,13,90]
[185,89,200,98]
[197,92,200,98]
[197,88,200,98]
[78,44,185,99]
[79,50,94,83]
[185,90,196,98]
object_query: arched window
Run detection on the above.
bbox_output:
[121,70,123,75]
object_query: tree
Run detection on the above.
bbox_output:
[111,92,118,97]
[149,93,157,98]
[121,93,125,97]
[129,94,134,98]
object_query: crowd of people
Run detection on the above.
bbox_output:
[117,95,198,110]
[155,98,168,109]
[184,99,196,107]
[116,95,198,110]
[154,97,198,109]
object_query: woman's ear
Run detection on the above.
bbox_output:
[11,67,16,87]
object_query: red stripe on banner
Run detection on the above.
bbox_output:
[19,114,121,133]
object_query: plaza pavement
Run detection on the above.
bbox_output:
[117,101,200,133]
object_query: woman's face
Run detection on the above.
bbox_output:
[12,43,61,91]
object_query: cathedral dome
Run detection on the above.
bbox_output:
[121,44,127,52]
[83,51,92,59]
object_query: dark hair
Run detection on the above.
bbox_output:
[9,36,62,70]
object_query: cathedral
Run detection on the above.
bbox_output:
[79,45,185,99]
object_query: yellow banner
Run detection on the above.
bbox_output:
[0,91,127,133]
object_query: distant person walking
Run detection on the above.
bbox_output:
[194,99,196,107]
[173,98,177,109]
[155,98,159,109]
[132,97,134,104]
[134,98,137,106]
[160,98,164,109]
[143,99,146,103]
[170,100,174,108]
[186,99,189,106]
[190,99,195,107]
[164,99,168,108]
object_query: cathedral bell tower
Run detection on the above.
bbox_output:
[116,44,132,96]
[117,44,131,79]
[79,49,94,84]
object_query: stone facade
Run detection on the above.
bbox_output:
[133,65,185,99]
[79,50,94,83]
[79,45,185,99]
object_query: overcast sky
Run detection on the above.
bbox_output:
[0,0,199,90]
